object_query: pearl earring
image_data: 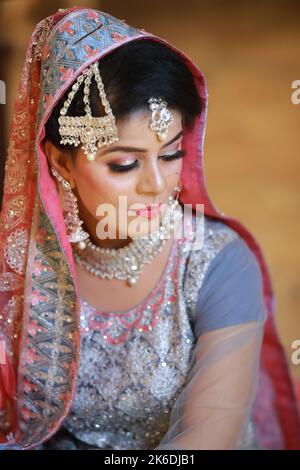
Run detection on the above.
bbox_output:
[173,177,182,202]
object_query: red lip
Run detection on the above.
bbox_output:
[145,203,162,210]
[134,203,162,219]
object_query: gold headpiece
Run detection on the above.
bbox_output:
[58,62,119,161]
[148,97,174,141]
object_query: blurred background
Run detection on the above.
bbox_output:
[0,0,299,396]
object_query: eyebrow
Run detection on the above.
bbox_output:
[99,130,184,155]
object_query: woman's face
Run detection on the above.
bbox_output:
[46,108,184,248]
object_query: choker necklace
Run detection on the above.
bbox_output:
[73,198,182,286]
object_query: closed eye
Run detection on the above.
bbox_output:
[108,150,185,174]
[159,149,185,162]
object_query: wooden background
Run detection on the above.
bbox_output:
[0,0,299,386]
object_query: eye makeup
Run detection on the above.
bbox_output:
[108,150,186,174]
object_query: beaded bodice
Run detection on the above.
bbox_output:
[60,213,240,449]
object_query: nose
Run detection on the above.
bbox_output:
[136,158,166,197]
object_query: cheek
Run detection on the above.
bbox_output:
[74,165,137,213]
[163,159,183,187]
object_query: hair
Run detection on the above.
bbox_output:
[44,39,202,158]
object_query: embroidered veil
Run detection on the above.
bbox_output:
[0,7,299,450]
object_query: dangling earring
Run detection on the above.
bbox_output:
[171,176,182,205]
[50,166,90,250]
[163,178,182,233]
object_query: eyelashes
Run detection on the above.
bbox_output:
[162,149,185,162]
[109,159,139,174]
[108,150,186,174]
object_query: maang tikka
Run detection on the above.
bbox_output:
[148,97,174,141]
[58,62,173,160]
[50,165,182,286]
[58,62,119,162]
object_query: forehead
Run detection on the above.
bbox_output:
[116,108,183,143]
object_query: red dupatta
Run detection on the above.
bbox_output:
[0,7,299,449]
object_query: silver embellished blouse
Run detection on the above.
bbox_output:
[39,211,266,450]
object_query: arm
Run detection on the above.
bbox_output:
[155,237,267,450]
[155,321,264,450]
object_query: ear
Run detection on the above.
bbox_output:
[44,139,75,189]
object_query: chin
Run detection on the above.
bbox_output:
[127,214,161,239]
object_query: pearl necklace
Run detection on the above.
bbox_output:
[73,198,182,286]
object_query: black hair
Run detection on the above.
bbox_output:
[44,39,202,157]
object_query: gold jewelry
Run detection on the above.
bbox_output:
[58,62,119,162]
[148,97,174,141]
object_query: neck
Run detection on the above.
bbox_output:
[88,232,133,250]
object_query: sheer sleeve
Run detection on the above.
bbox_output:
[155,237,267,450]
[155,321,264,450]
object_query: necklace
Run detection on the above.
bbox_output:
[73,198,182,286]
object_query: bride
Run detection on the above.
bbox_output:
[0,7,299,450]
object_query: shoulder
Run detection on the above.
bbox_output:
[183,212,262,285]
[183,213,239,304]
[183,213,267,336]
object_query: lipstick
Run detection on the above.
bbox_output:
[134,203,162,219]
